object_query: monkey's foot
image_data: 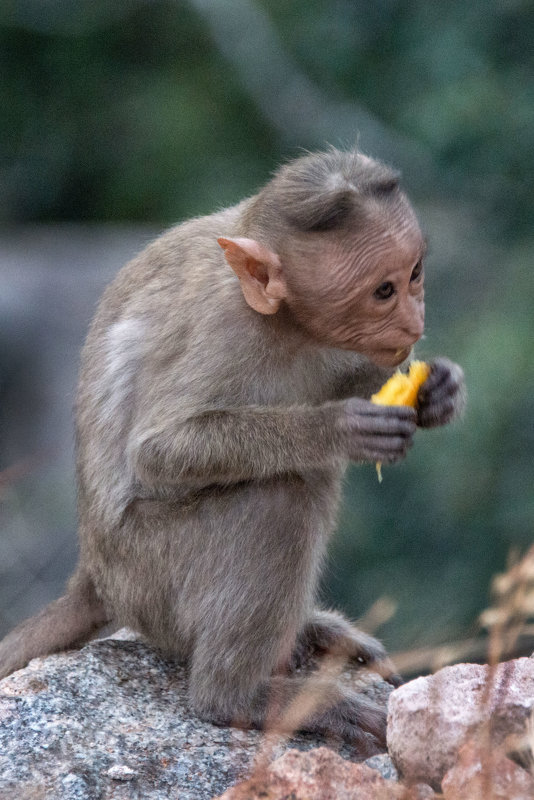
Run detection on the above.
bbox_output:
[298,690,387,755]
[191,668,390,756]
[292,610,401,685]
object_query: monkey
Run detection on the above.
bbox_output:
[0,148,464,754]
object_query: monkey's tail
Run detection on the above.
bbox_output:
[0,569,110,680]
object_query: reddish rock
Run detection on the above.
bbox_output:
[387,657,534,789]
[216,747,406,799]
[404,786,438,800]
[442,741,534,800]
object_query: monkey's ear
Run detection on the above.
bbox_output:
[217,237,287,315]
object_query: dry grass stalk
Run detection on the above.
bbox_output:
[244,599,398,785]
[475,546,534,798]
[250,650,349,779]
[226,555,534,797]
[480,544,534,667]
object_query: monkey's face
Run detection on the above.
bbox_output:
[284,203,426,367]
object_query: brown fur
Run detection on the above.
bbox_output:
[0,149,464,753]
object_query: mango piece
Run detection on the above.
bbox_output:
[371,360,430,481]
[371,360,430,407]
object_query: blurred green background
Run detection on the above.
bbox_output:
[1,0,533,657]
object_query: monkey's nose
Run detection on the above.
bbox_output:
[403,298,425,343]
[403,314,425,344]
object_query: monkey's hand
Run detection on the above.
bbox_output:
[304,690,387,755]
[342,398,416,464]
[417,357,466,429]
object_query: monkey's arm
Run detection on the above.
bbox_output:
[130,400,416,488]
[417,357,466,428]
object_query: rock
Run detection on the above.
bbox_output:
[215,747,406,799]
[0,631,393,800]
[442,740,534,800]
[387,656,534,789]
[106,764,138,781]
[404,784,438,800]
[364,752,399,781]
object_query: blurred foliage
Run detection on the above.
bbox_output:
[0,0,533,651]
[2,0,532,233]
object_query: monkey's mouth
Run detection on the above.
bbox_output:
[368,346,412,368]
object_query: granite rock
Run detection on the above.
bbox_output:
[0,631,393,800]
[442,740,534,800]
[215,746,407,799]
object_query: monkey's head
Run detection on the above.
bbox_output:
[219,149,425,368]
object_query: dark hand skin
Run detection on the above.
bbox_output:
[418,357,466,429]
[344,400,417,464]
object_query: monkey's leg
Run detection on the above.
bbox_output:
[292,609,401,684]
[268,672,388,754]
[191,633,388,754]
[0,569,109,679]
[185,477,388,752]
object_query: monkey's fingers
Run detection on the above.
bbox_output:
[418,357,463,399]
[345,400,416,435]
[347,397,417,420]
[362,414,416,438]
[418,357,465,428]
[307,693,387,755]
[345,411,416,442]
[348,434,414,465]
[418,398,457,429]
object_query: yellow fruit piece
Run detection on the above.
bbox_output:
[371,360,430,408]
[371,360,430,481]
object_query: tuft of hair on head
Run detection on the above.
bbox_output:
[264,148,401,234]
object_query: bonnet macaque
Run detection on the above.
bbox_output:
[0,149,464,753]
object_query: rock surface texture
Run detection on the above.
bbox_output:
[215,747,408,800]
[2,632,533,799]
[387,656,534,790]
[0,632,392,800]
[441,741,534,800]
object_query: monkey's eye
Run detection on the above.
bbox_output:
[374,281,395,300]
[410,260,423,282]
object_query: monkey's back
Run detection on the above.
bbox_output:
[74,209,334,644]
[76,206,244,522]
